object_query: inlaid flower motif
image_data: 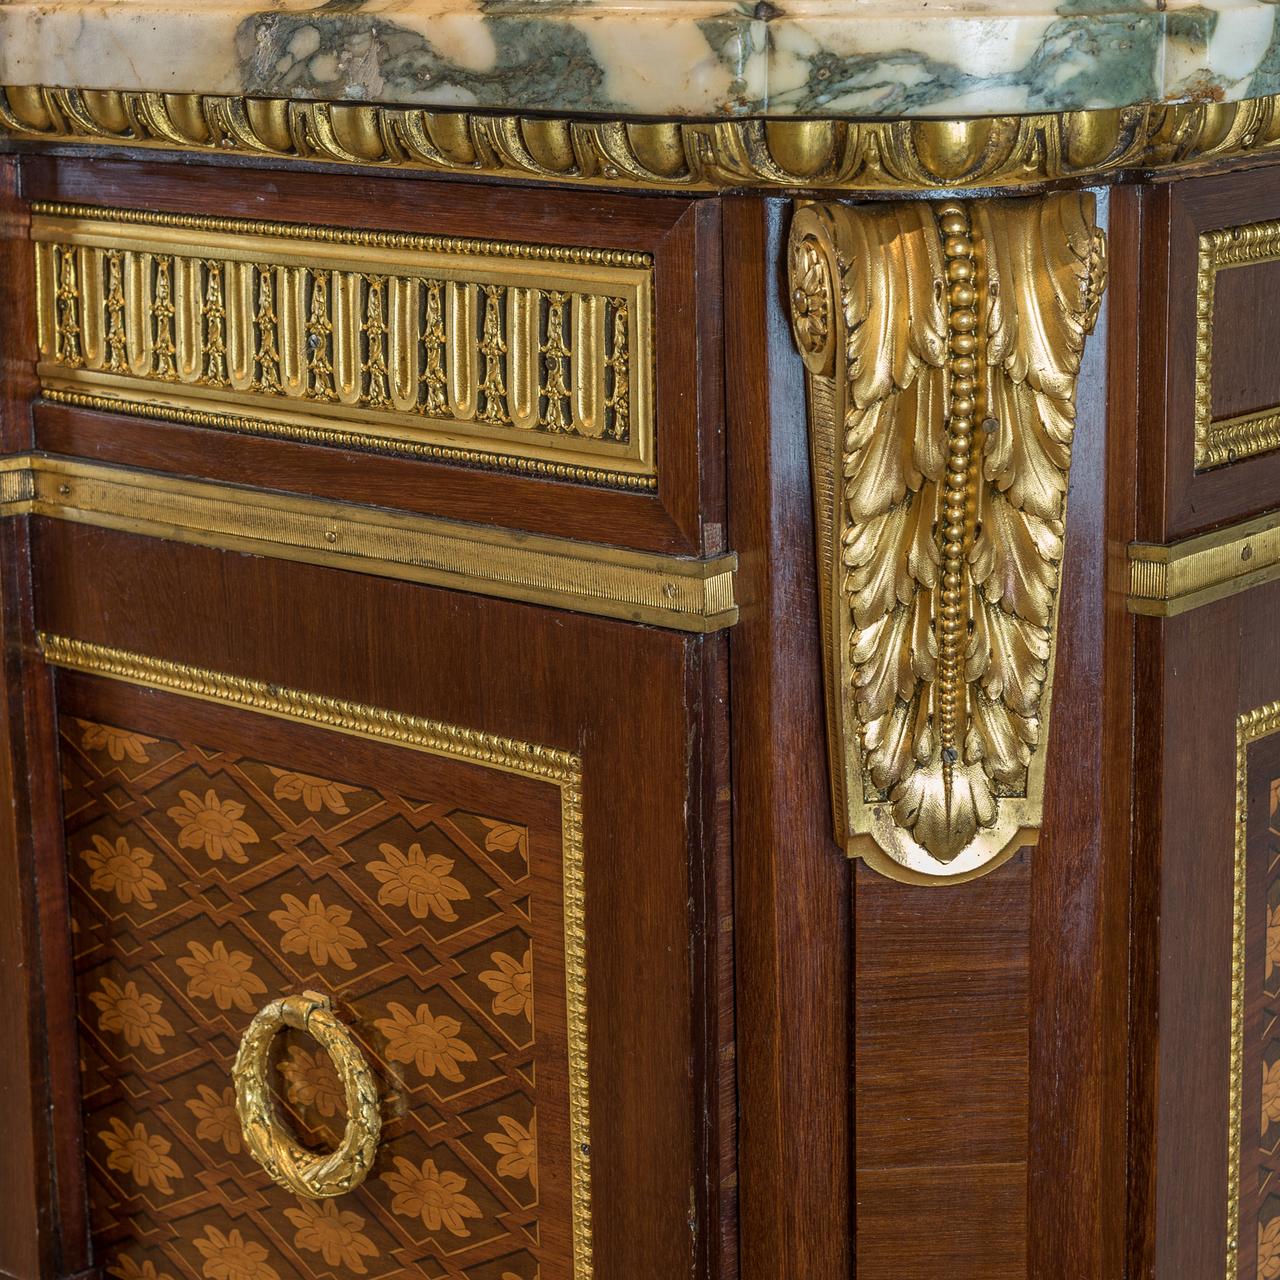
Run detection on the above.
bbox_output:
[367,842,469,921]
[177,940,267,1013]
[284,1200,379,1273]
[186,1084,241,1155]
[99,1118,182,1194]
[81,835,166,910]
[89,978,175,1054]
[278,1045,344,1118]
[269,893,367,970]
[193,1226,280,1280]
[382,1156,481,1237]
[375,1002,476,1082]
[107,1255,175,1280]
[480,820,527,859]
[269,769,357,815]
[1265,1059,1280,1135]
[479,948,533,1022]
[168,789,259,864]
[1268,904,1280,983]
[1263,1216,1280,1280]
[79,720,158,764]
[485,1114,537,1186]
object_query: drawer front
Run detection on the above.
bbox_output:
[20,157,722,557]
[1138,165,1280,541]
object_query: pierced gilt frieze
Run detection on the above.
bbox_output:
[788,194,1106,884]
[32,203,654,489]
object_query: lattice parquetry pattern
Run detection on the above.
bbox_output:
[63,713,556,1280]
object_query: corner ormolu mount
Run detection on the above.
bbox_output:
[788,195,1106,883]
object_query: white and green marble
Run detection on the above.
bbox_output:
[1,0,1278,119]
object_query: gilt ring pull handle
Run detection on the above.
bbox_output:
[232,990,381,1199]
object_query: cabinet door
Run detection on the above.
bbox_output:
[1126,163,1280,1280]
[16,517,731,1280]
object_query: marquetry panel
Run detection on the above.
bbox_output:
[1258,775,1280,1276]
[62,707,583,1280]
[32,203,654,489]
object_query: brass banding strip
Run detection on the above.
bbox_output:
[36,631,593,1277]
[1128,508,1280,615]
[0,455,737,631]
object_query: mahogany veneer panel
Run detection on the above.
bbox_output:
[1212,258,1280,421]
[1130,574,1280,1280]
[856,1163,1027,1279]
[855,858,1031,1172]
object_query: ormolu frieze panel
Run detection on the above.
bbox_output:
[56,654,590,1280]
[32,203,654,489]
[788,195,1106,884]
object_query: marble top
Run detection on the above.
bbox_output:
[1,0,1278,121]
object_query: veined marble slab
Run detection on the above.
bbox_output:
[1,0,1278,120]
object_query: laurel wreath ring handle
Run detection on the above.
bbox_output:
[232,990,381,1199]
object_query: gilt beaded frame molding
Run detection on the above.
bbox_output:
[5,87,1280,193]
[1195,219,1280,472]
[38,631,594,1280]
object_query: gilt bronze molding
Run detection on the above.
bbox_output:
[5,86,1280,194]
[1195,218,1280,472]
[788,194,1106,884]
[1129,507,1280,616]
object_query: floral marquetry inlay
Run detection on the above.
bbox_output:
[63,707,583,1280]
[1258,775,1280,1276]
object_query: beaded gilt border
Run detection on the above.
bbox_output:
[38,632,594,1280]
[1195,220,1280,472]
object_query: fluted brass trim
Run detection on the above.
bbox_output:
[1128,509,1280,616]
[789,194,1106,884]
[233,991,381,1199]
[0,455,737,631]
[37,631,593,1278]
[32,201,654,489]
[1195,221,1280,471]
[7,87,1280,193]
